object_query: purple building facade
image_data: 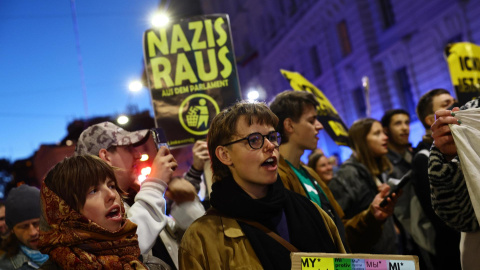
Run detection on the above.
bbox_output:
[201,0,480,160]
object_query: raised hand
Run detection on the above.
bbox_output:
[149,146,178,185]
[431,107,461,160]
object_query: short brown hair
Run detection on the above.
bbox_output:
[380,109,410,128]
[348,118,391,176]
[207,101,279,182]
[44,155,124,213]
[269,90,319,143]
[416,89,450,129]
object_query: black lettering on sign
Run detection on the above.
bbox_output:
[459,56,480,71]
[301,258,309,267]
[389,262,401,270]
[457,77,480,92]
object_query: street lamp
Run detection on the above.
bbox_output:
[129,80,143,92]
[117,115,129,125]
[151,13,170,28]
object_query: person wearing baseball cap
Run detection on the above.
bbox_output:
[75,121,150,193]
[0,185,49,269]
[75,121,204,269]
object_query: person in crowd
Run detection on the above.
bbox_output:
[0,202,10,252]
[410,89,461,269]
[179,101,345,269]
[381,108,439,268]
[76,122,204,269]
[0,185,48,269]
[38,155,169,269]
[381,109,412,178]
[0,203,9,237]
[328,118,399,254]
[270,90,396,252]
[328,153,341,173]
[307,153,334,185]
[429,97,480,269]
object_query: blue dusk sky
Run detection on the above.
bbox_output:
[0,1,159,161]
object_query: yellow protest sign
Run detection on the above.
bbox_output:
[280,70,348,145]
[445,42,480,104]
[143,14,241,148]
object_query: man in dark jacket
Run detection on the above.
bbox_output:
[0,185,49,269]
[381,109,412,179]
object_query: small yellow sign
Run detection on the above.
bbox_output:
[445,42,480,104]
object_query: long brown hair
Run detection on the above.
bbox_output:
[348,118,392,176]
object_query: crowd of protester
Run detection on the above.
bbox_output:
[0,88,474,269]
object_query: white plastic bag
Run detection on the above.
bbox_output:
[450,107,480,222]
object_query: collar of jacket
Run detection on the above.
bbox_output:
[386,148,410,165]
[10,251,39,269]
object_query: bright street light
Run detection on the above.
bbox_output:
[151,13,170,27]
[129,80,143,92]
[117,115,129,125]
[247,90,259,101]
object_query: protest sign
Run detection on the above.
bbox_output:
[445,42,480,104]
[143,14,241,148]
[291,252,419,270]
[280,70,348,145]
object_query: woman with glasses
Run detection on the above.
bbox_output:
[179,101,345,270]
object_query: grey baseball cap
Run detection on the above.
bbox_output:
[75,122,149,156]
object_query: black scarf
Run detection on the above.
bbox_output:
[210,175,339,270]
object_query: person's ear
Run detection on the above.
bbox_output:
[424,114,435,127]
[284,118,294,133]
[215,146,232,166]
[98,149,113,165]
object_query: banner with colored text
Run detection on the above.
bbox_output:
[445,42,480,104]
[280,70,348,146]
[291,253,419,270]
[143,14,241,148]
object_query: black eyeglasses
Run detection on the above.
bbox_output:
[222,131,281,149]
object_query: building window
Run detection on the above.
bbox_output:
[379,0,395,29]
[353,87,367,118]
[309,46,322,77]
[395,67,417,121]
[337,20,352,56]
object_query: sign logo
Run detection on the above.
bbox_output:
[179,93,220,135]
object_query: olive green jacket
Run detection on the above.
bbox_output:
[179,205,345,269]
